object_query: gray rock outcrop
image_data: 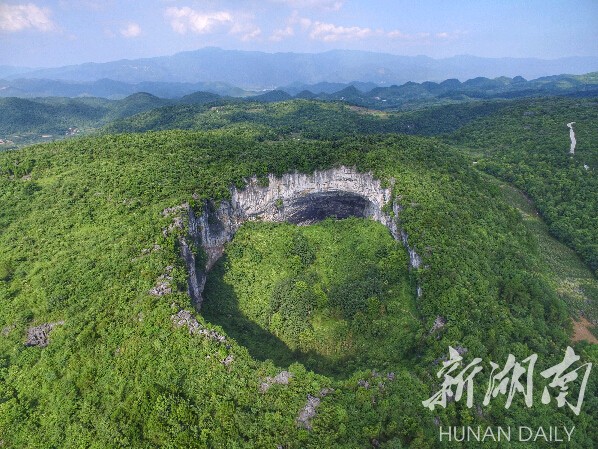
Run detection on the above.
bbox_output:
[171,309,226,343]
[260,370,293,393]
[296,388,333,430]
[149,265,173,296]
[25,321,65,347]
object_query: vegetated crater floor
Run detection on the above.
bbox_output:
[201,217,421,377]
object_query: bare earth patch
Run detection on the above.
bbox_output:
[572,317,598,344]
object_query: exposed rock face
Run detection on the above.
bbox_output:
[296,388,334,430]
[25,321,65,347]
[221,354,234,367]
[171,309,226,343]
[179,166,422,309]
[149,265,173,297]
[430,316,447,333]
[260,370,293,393]
[297,395,321,430]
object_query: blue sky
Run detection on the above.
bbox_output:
[1,0,597,67]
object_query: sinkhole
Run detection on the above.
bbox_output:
[179,167,423,376]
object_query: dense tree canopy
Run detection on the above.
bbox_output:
[0,95,596,447]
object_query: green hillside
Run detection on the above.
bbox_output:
[447,97,598,274]
[0,93,171,148]
[497,181,598,329]
[103,96,598,278]
[105,96,598,275]
[1,121,596,447]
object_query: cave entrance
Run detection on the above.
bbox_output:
[280,191,374,225]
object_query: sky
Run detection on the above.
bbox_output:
[0,0,597,67]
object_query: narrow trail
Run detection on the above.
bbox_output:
[567,122,576,154]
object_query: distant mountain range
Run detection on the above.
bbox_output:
[2,47,598,93]
[2,71,598,103]
[297,72,598,109]
[2,71,597,150]
[0,78,254,99]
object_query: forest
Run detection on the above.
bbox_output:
[2,70,597,148]
[0,89,596,448]
[104,97,598,277]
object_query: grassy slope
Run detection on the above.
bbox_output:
[497,180,598,333]
[447,97,598,274]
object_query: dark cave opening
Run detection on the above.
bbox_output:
[283,191,373,225]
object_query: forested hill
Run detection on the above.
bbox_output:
[1,70,597,102]
[1,71,597,149]
[106,96,598,278]
[0,93,194,148]
[1,126,596,447]
[447,97,598,275]
[291,72,598,110]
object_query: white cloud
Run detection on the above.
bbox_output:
[309,21,374,42]
[120,22,141,38]
[230,22,262,41]
[271,0,344,11]
[387,30,431,40]
[241,27,261,41]
[165,6,261,41]
[165,7,232,34]
[435,30,468,40]
[296,17,464,44]
[387,30,407,39]
[0,3,56,32]
[270,26,294,41]
[289,11,312,30]
[383,29,468,42]
[386,29,466,42]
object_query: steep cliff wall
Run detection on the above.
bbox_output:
[180,166,422,308]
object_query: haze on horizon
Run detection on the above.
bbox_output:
[0,0,597,68]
